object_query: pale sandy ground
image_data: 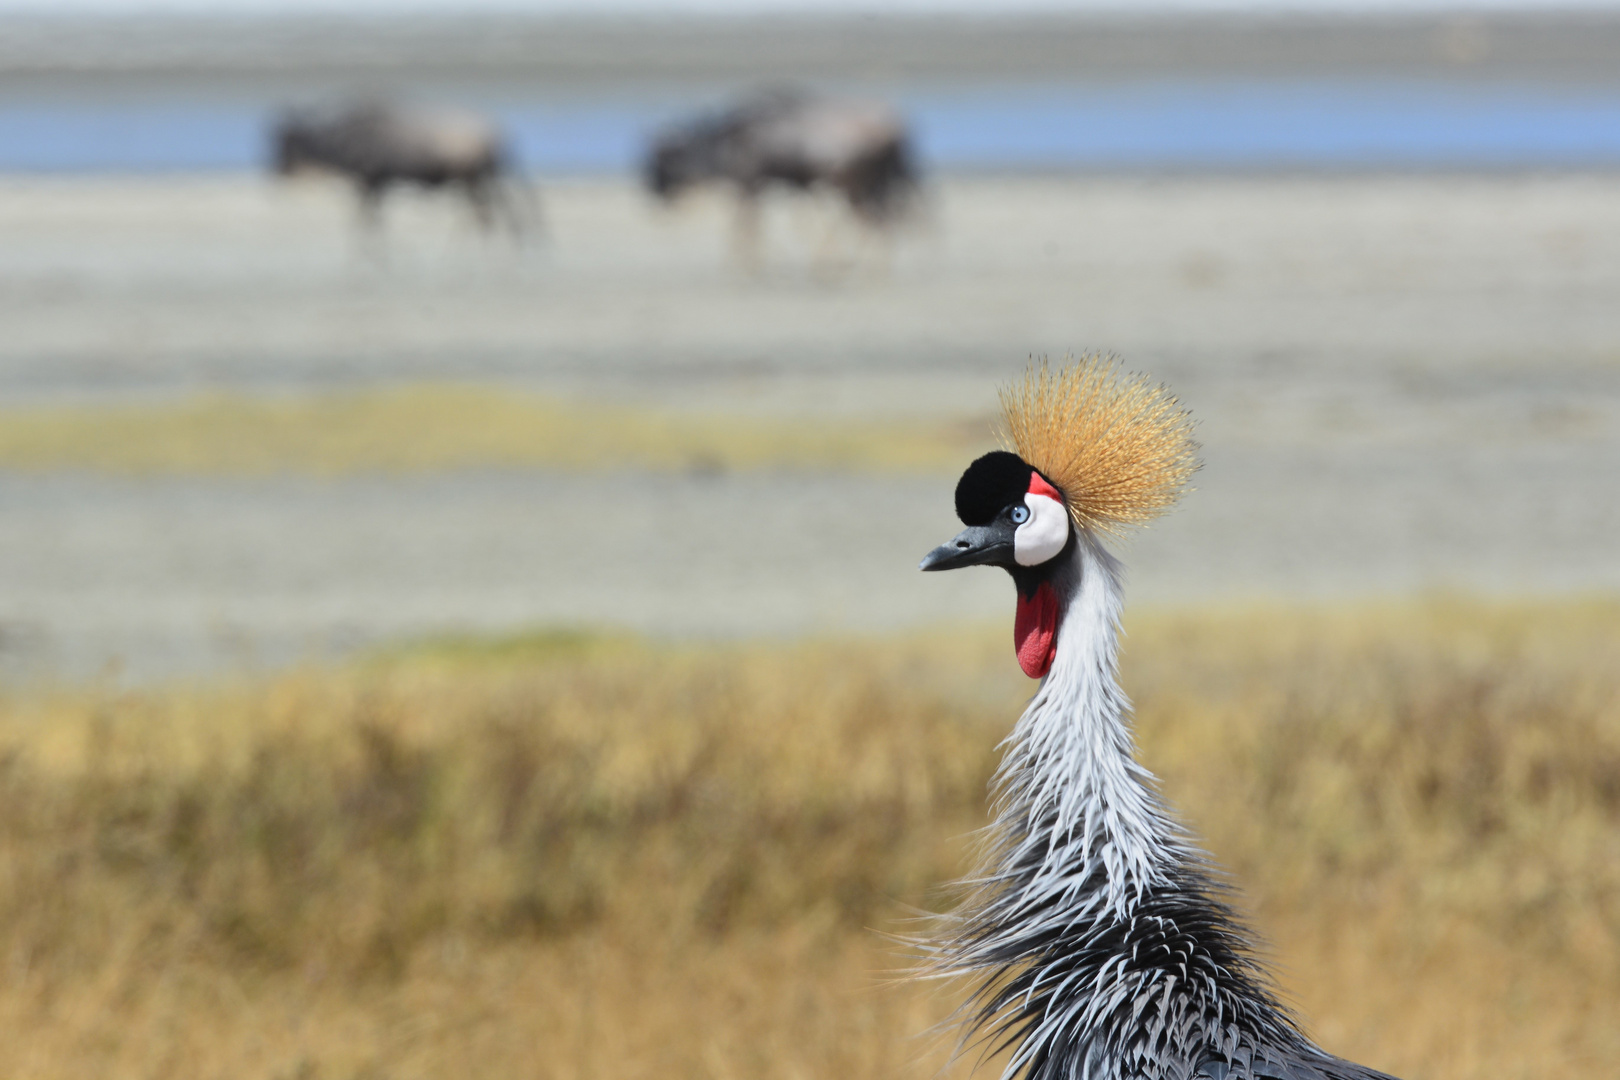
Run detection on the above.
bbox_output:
[1,174,1617,679]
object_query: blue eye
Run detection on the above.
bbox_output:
[1010,504,1030,525]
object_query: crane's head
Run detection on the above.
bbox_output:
[920,357,1201,680]
[921,450,1073,678]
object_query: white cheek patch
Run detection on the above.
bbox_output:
[1014,492,1069,566]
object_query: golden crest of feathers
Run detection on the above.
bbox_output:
[999,356,1201,535]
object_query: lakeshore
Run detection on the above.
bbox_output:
[0,173,1616,679]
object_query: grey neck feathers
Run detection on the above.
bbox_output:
[998,532,1181,919]
[937,534,1327,1080]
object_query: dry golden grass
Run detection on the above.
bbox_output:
[0,600,1613,1079]
[0,386,977,476]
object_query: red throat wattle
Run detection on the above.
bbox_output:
[1013,581,1060,679]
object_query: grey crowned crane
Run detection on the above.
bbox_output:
[920,359,1402,1080]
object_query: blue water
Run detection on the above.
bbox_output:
[4,80,1620,172]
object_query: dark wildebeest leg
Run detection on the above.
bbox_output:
[464,166,539,245]
[486,174,542,244]
[808,183,856,281]
[463,174,498,235]
[498,174,544,243]
[356,177,387,230]
[732,185,764,274]
[354,177,390,262]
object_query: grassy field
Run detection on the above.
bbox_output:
[0,601,1613,1079]
[0,386,979,476]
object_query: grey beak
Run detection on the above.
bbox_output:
[920,523,1014,571]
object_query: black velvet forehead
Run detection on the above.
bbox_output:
[954,451,1036,525]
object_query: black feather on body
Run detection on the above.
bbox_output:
[943,805,1401,1080]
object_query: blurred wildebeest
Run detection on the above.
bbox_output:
[271,101,538,241]
[645,88,921,266]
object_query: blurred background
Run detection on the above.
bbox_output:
[0,2,1614,1078]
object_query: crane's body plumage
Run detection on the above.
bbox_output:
[922,360,1402,1080]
